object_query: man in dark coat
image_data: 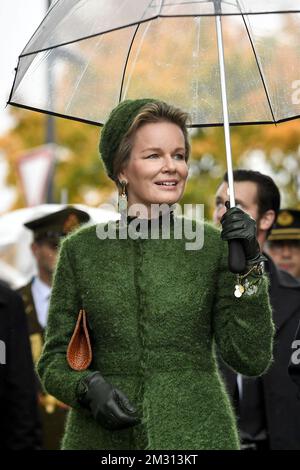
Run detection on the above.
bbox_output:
[268,210,300,395]
[0,281,41,450]
[18,206,90,449]
[214,170,300,450]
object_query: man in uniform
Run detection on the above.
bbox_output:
[266,209,300,282]
[214,170,300,450]
[266,209,300,395]
[18,206,90,449]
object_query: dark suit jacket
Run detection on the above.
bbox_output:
[220,255,300,450]
[0,282,41,449]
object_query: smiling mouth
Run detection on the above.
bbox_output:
[154,181,178,187]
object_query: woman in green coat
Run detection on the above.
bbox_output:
[37,99,274,450]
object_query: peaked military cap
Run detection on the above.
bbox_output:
[269,209,300,241]
[24,206,90,243]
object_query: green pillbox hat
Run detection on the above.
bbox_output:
[99,98,157,180]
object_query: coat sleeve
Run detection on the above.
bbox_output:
[37,237,91,408]
[212,241,275,377]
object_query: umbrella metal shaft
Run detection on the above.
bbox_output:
[214,13,235,208]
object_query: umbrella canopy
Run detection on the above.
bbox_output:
[8,0,300,273]
[0,204,118,288]
[8,0,300,126]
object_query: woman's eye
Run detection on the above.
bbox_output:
[174,154,185,160]
[146,154,159,159]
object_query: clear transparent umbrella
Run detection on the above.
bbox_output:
[8,0,300,270]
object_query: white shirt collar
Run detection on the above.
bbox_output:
[32,276,51,300]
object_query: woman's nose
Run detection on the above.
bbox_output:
[162,155,176,172]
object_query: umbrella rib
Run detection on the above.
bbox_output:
[119,0,164,102]
[239,11,276,123]
[7,58,20,105]
[118,24,141,103]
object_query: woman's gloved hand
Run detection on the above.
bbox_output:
[220,206,265,266]
[76,371,141,430]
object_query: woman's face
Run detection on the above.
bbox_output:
[119,121,189,212]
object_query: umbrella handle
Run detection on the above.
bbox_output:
[224,201,247,273]
[228,239,247,274]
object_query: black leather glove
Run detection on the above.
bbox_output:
[76,371,141,430]
[220,206,265,266]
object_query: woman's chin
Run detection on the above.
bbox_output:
[150,195,180,206]
[149,188,181,205]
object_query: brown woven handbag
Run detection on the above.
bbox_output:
[67,309,92,371]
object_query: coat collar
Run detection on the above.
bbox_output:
[127,210,175,224]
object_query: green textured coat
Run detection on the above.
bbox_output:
[37,218,274,450]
